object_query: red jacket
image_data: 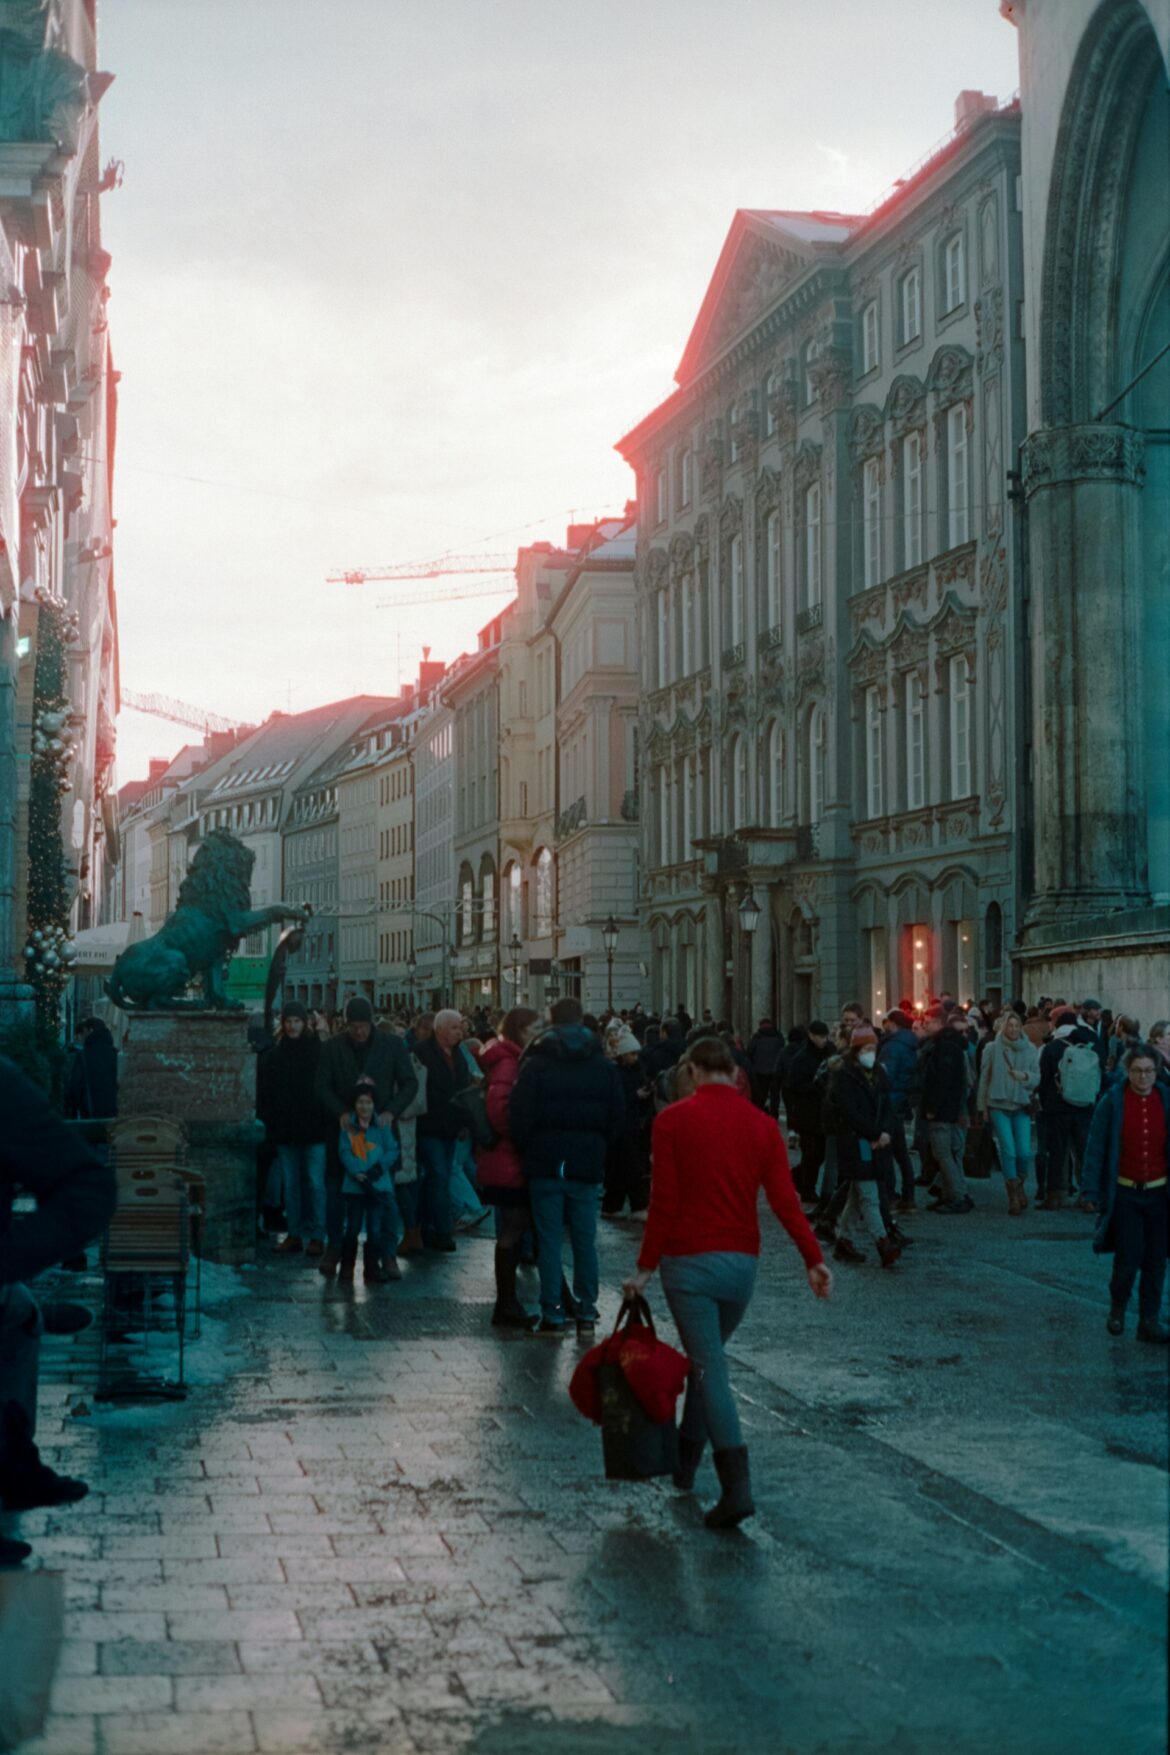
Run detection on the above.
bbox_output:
[638,1082,823,1272]
[476,1037,525,1191]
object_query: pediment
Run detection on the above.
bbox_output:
[676,212,824,385]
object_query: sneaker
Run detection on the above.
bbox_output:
[0,1465,89,1512]
[534,1319,569,1337]
[628,1210,649,1222]
[895,1196,916,1214]
[317,1247,340,1277]
[601,1210,625,1222]
[833,1238,866,1264]
[380,1256,403,1281]
[876,1236,902,1269]
[274,1235,303,1255]
[929,1200,970,1215]
[455,1208,491,1233]
[1106,1306,1125,1336]
[492,1303,539,1330]
[888,1225,915,1248]
[576,1320,597,1341]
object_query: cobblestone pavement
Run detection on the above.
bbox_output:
[5,1188,1167,1755]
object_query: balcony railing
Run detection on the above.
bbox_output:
[797,603,823,635]
[760,623,783,651]
[721,641,746,669]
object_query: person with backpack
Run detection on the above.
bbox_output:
[476,1006,541,1329]
[976,1010,1041,1213]
[1038,1009,1102,1210]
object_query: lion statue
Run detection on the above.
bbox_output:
[107,829,308,1011]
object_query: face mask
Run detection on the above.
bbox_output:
[858,1050,876,1069]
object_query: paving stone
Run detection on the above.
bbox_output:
[14,1719,98,1755]
[166,1609,302,1642]
[238,1639,382,1673]
[50,1674,174,1714]
[251,1712,416,1754]
[99,1640,243,1677]
[95,1708,258,1754]
[173,1673,323,1710]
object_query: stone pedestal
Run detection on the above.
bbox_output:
[119,1012,260,1264]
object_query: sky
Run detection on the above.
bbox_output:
[100,0,1021,782]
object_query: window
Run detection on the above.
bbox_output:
[868,926,889,1021]
[655,468,667,525]
[728,534,744,646]
[946,404,969,546]
[680,574,693,676]
[658,766,670,865]
[727,403,740,464]
[900,267,921,344]
[949,655,971,797]
[518,780,528,817]
[507,861,522,937]
[534,848,553,937]
[865,684,883,818]
[682,753,693,857]
[678,445,693,508]
[461,878,473,943]
[768,721,784,826]
[861,300,879,374]
[906,924,932,1010]
[905,671,925,810]
[944,232,966,312]
[863,457,882,590]
[801,340,817,406]
[482,870,495,936]
[808,706,826,823]
[764,510,781,630]
[764,370,780,437]
[657,591,670,687]
[902,432,923,568]
[952,920,976,1001]
[731,736,748,830]
[804,483,822,608]
[518,680,527,716]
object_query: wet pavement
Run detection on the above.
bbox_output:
[5,1188,1167,1755]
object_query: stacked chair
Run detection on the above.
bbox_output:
[98,1116,196,1400]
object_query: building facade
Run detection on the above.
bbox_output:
[374,717,416,1011]
[1003,0,1169,1017]
[447,618,503,1011]
[619,92,1025,1027]
[413,690,454,1008]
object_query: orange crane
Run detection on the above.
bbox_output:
[121,689,248,734]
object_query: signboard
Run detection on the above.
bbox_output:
[528,958,552,975]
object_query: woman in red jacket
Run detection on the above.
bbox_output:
[622,1036,832,1529]
[477,1006,541,1329]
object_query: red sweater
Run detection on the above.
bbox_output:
[638,1083,823,1272]
[1120,1086,1167,1185]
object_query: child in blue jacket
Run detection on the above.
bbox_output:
[338,1082,401,1284]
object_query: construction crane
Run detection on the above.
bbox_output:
[327,553,514,588]
[374,580,516,613]
[121,690,247,735]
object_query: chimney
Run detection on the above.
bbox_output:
[955,90,996,130]
[418,659,445,694]
[148,759,168,780]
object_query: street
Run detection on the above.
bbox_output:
[14,1199,1168,1755]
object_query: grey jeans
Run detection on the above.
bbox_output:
[660,1252,757,1452]
[0,1282,42,1442]
[928,1123,969,1201]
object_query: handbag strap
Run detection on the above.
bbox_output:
[611,1291,656,1339]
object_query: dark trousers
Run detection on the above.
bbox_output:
[794,1131,825,1201]
[603,1134,651,1214]
[890,1111,915,1200]
[1109,1188,1168,1324]
[1043,1106,1092,1196]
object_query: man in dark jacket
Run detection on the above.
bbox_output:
[782,1024,833,1202]
[920,1008,973,1212]
[745,1019,786,1113]
[1081,1046,1169,1342]
[412,1008,473,1252]
[641,1017,683,1084]
[510,998,625,1336]
[1038,1010,1102,1209]
[314,995,418,1272]
[257,1001,330,1257]
[878,1010,920,1210]
[1,1056,117,1564]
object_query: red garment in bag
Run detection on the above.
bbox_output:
[570,1294,690,1427]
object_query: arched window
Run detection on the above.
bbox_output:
[731,735,748,830]
[505,860,522,938]
[534,848,553,938]
[728,533,744,648]
[768,721,784,827]
[679,574,693,676]
[763,508,781,632]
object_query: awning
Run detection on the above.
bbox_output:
[71,913,146,974]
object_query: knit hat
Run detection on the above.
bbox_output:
[849,1025,879,1052]
[345,996,374,1024]
[280,1000,307,1021]
[611,1027,641,1057]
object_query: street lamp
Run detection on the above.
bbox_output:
[405,950,416,1013]
[602,914,619,1014]
[508,932,523,1003]
[737,887,761,935]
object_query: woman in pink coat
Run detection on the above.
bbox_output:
[477,1006,541,1328]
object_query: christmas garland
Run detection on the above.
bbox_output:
[24,595,78,1021]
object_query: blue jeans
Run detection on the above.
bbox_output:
[343,1191,395,1255]
[417,1135,457,1243]
[660,1252,756,1452]
[527,1178,601,1323]
[276,1143,327,1242]
[987,1108,1034,1185]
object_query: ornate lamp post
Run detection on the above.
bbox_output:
[405,950,416,1014]
[508,932,523,1003]
[737,887,760,1034]
[602,914,619,1014]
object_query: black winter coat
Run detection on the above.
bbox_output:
[0,1056,116,1285]
[510,1025,626,1184]
[829,1060,896,1183]
[782,1038,834,1134]
[64,1023,119,1121]
[919,1030,971,1124]
[315,1029,419,1127]
[257,1034,330,1145]
[414,1037,471,1140]
[746,1027,786,1080]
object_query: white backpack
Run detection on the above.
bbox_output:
[1056,1039,1100,1107]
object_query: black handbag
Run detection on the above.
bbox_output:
[598,1296,681,1483]
[449,1082,498,1148]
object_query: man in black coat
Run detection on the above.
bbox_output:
[920,1008,974,1213]
[745,1018,786,1113]
[782,1024,833,1201]
[510,998,625,1337]
[314,995,418,1273]
[1,1057,117,1564]
[258,1001,331,1257]
[412,1008,472,1252]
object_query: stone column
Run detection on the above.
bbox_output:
[702,892,724,1016]
[749,888,774,1029]
[1021,424,1149,926]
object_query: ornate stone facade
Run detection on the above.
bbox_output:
[619,97,1025,1023]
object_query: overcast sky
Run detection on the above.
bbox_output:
[101,0,1020,780]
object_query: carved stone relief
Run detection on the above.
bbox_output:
[1020,423,1146,497]
[982,374,1003,537]
[985,619,1007,826]
[975,285,1004,378]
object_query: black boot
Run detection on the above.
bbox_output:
[704,1446,755,1529]
[0,1404,88,1512]
[673,1436,704,1490]
[337,1242,358,1284]
[362,1245,385,1285]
